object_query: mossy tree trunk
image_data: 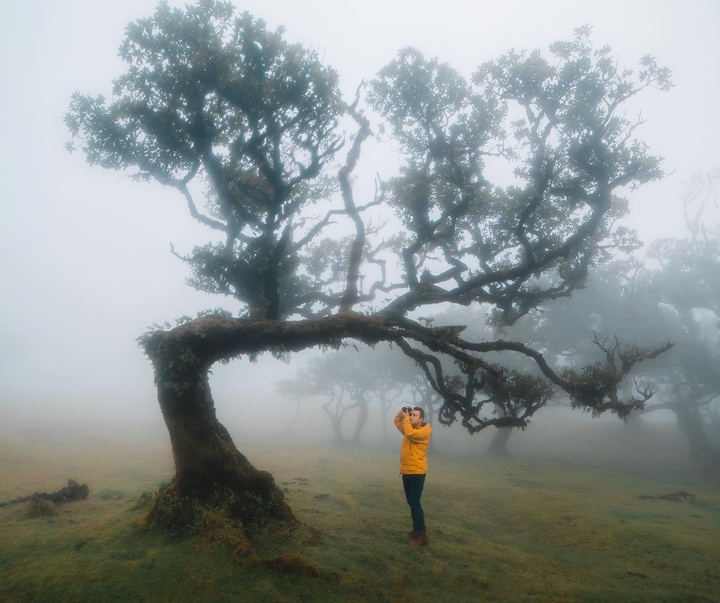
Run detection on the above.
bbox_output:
[149,365,296,527]
[140,312,393,528]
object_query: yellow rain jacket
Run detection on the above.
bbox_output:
[394,413,432,474]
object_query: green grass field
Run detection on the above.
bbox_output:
[1,420,718,603]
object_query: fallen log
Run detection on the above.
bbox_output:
[0,479,89,508]
[638,491,697,503]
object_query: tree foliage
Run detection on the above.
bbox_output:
[66,0,345,320]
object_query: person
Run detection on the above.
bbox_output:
[394,405,432,546]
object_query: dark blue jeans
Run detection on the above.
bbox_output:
[402,473,426,532]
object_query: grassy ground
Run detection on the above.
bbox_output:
[1,422,718,603]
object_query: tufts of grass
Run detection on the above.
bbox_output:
[22,499,58,518]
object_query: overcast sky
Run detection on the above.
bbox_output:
[1,0,718,427]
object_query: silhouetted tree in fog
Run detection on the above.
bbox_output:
[65,1,672,533]
[508,170,720,465]
[281,344,441,447]
[283,349,380,446]
[642,170,720,464]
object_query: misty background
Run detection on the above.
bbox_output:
[1,0,718,446]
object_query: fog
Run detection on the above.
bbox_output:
[1,0,718,468]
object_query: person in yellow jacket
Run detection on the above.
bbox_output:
[394,405,432,546]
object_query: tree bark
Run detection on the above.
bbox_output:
[328,413,345,445]
[148,363,295,527]
[350,399,369,446]
[485,403,513,456]
[486,427,513,456]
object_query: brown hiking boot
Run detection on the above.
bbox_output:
[408,531,428,547]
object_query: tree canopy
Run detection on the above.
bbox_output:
[66,0,673,528]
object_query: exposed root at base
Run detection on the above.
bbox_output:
[132,487,329,576]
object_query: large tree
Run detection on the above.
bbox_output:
[66,1,672,531]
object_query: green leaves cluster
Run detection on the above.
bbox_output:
[368,26,669,325]
[67,0,344,320]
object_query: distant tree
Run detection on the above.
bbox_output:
[66,1,672,534]
[510,169,720,464]
[291,350,373,446]
[642,170,720,463]
[275,374,311,435]
[278,345,411,446]
[281,344,454,451]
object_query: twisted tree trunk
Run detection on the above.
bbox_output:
[486,427,513,456]
[140,312,391,528]
[149,366,295,527]
[350,398,369,446]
